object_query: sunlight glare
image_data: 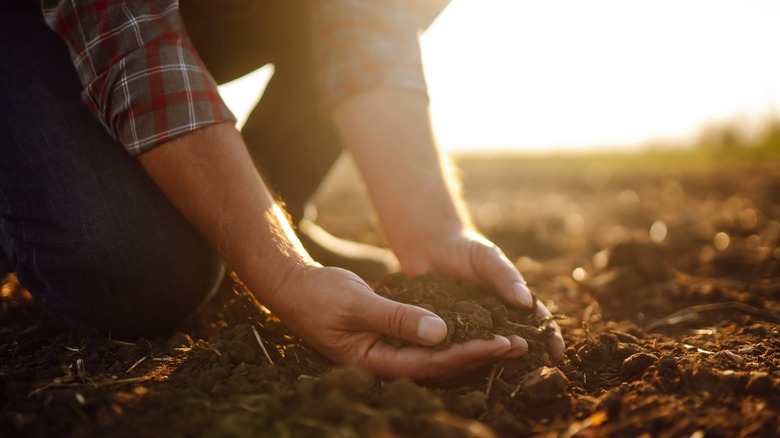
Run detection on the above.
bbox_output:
[420,0,780,152]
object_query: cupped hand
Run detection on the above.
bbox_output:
[265,265,529,380]
[396,228,565,361]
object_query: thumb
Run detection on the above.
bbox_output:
[358,294,448,346]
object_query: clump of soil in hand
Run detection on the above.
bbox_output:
[375,273,555,355]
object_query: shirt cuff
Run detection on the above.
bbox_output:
[312,0,430,111]
[82,40,235,156]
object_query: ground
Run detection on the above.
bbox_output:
[1,150,779,437]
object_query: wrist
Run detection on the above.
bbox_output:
[232,203,320,308]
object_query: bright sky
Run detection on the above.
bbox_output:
[218,0,780,153]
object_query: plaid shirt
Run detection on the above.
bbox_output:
[40,0,440,156]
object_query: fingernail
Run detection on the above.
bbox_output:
[506,335,529,358]
[508,335,529,352]
[490,336,513,357]
[512,281,533,308]
[551,337,565,362]
[417,316,447,345]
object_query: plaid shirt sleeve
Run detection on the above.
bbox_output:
[40,0,235,156]
[311,0,438,111]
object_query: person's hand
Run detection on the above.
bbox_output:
[329,89,564,363]
[395,227,566,362]
[263,264,530,380]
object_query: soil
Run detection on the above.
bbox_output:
[375,273,555,354]
[2,152,780,437]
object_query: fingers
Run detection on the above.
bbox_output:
[468,239,564,360]
[364,336,514,380]
[355,292,448,346]
[503,335,529,359]
[469,239,533,309]
[536,300,565,361]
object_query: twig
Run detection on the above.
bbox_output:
[111,339,136,347]
[94,375,152,386]
[683,344,714,355]
[207,344,222,357]
[485,362,499,398]
[28,375,152,397]
[126,356,147,374]
[644,302,780,331]
[76,359,87,382]
[251,325,275,366]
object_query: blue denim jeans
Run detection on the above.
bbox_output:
[0,3,225,338]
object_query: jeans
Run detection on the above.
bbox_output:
[0,2,228,338]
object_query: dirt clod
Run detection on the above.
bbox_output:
[620,353,658,376]
[515,366,570,404]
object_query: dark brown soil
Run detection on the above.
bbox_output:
[2,152,779,437]
[375,273,555,354]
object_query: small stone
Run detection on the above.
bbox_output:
[737,346,755,355]
[620,353,658,376]
[517,366,570,404]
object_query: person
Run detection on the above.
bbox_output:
[0,0,563,380]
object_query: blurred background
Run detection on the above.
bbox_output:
[219,0,780,155]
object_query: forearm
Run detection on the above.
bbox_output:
[332,89,472,262]
[137,122,314,304]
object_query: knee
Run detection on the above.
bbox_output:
[11,198,225,339]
